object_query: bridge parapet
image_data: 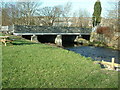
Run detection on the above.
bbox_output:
[13,25,92,34]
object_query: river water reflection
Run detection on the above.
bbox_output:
[65,46,120,64]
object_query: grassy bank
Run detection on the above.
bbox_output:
[2,37,119,88]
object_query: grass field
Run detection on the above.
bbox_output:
[2,36,119,88]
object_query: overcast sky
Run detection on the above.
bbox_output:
[1,0,118,17]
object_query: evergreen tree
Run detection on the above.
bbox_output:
[92,0,102,27]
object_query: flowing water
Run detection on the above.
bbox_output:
[65,45,120,64]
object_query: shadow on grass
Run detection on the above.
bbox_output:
[11,40,38,45]
[9,39,61,50]
[12,43,37,45]
[11,40,56,46]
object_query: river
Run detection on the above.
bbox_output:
[65,45,120,64]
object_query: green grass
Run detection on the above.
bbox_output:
[2,37,119,88]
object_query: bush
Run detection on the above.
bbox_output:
[96,26,112,37]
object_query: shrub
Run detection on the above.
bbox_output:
[96,26,112,37]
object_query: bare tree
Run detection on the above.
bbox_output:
[0,1,2,26]
[1,2,12,26]
[8,3,20,25]
[16,1,42,25]
[38,5,63,26]
[72,9,90,27]
[1,1,42,26]
[1,2,23,25]
[61,2,72,27]
[105,1,119,31]
[106,1,118,19]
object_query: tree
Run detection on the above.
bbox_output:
[92,0,102,27]
[0,1,2,26]
[1,1,42,26]
[118,1,120,31]
[16,1,42,25]
[104,1,119,31]
[1,2,12,26]
[106,1,118,19]
[72,9,90,27]
[61,2,72,27]
[1,2,23,25]
[38,5,63,26]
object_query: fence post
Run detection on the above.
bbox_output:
[112,58,115,70]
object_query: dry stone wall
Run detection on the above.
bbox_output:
[90,27,120,50]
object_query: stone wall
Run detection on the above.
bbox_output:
[13,25,92,33]
[90,27,120,50]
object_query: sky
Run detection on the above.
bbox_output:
[1,0,118,17]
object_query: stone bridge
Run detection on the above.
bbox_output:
[12,25,92,46]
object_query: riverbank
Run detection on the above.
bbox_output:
[2,36,119,88]
[75,37,120,50]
